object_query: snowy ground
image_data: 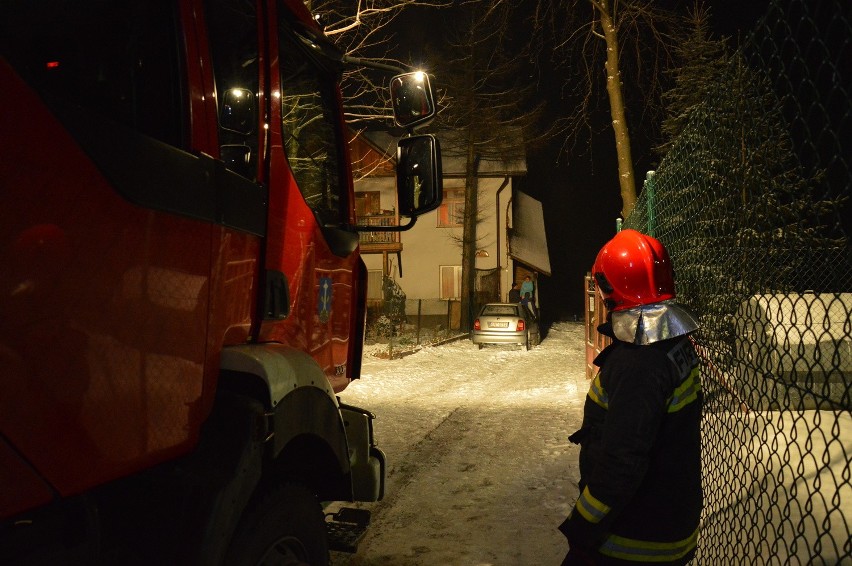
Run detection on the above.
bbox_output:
[328,321,852,565]
[329,321,589,565]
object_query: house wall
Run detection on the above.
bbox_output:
[360,176,514,304]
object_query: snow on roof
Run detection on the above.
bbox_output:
[510,190,551,276]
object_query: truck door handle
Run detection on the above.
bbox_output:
[264,270,290,320]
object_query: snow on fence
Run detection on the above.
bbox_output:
[701,410,851,563]
[735,293,851,409]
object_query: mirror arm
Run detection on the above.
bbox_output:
[353,216,418,233]
[341,55,408,75]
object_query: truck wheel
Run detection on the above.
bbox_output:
[225,483,329,566]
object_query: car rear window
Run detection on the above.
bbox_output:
[482,305,518,316]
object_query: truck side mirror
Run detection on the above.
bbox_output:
[397,134,442,217]
[390,72,436,129]
[220,87,256,135]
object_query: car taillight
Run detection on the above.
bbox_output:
[474,319,481,330]
[517,319,525,331]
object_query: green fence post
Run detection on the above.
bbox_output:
[644,170,656,237]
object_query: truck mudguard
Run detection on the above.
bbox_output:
[220,344,385,503]
[220,344,348,460]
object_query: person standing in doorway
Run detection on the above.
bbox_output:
[559,229,703,565]
[520,275,537,317]
[520,275,534,304]
[508,282,522,303]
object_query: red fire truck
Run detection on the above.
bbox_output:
[0,1,441,563]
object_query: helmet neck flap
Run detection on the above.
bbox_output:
[610,300,699,345]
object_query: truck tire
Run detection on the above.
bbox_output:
[224,483,329,566]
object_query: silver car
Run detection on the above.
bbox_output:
[471,303,541,350]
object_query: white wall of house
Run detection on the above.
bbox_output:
[361,176,514,303]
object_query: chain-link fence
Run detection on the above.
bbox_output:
[623,0,851,563]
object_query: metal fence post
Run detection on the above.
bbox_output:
[644,170,656,237]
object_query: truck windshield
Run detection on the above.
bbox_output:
[278,18,347,228]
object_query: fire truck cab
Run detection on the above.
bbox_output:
[0,0,440,564]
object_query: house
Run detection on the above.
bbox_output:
[350,129,550,330]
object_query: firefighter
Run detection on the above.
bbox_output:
[559,229,703,565]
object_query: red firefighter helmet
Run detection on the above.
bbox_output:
[593,229,676,312]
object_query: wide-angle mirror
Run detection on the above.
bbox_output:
[221,87,255,134]
[390,72,436,129]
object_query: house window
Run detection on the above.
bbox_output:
[437,188,465,227]
[355,191,381,217]
[440,265,462,299]
[367,270,383,300]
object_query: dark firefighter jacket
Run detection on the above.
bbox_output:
[560,323,703,563]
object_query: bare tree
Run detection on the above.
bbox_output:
[308,0,452,126]
[434,1,555,331]
[533,0,676,218]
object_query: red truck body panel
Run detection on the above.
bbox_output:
[1,58,214,506]
[0,0,361,522]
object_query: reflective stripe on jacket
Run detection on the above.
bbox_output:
[600,528,699,562]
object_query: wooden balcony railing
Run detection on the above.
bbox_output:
[357,213,402,252]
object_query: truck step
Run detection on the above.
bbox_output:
[325,507,371,553]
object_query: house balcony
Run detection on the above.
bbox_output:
[358,213,402,253]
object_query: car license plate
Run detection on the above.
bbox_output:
[489,322,509,328]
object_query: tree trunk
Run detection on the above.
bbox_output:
[596,0,637,218]
[460,146,481,332]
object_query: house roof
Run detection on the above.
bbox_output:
[509,190,551,276]
[360,130,527,177]
[348,128,396,178]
